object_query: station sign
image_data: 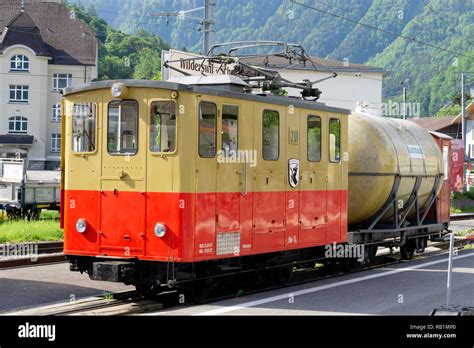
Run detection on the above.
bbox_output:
[161,49,235,80]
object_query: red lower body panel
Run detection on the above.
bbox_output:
[64,189,348,262]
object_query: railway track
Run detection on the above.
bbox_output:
[450,213,474,221]
[0,241,64,269]
[6,237,471,316]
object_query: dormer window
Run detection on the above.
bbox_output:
[10,55,29,72]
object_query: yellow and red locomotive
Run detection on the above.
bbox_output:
[60,44,451,295]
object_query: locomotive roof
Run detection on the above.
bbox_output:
[63,79,350,115]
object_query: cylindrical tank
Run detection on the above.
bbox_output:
[348,113,444,225]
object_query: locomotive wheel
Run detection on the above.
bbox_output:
[273,265,294,285]
[190,278,216,303]
[400,239,416,260]
[135,283,160,299]
[343,258,360,273]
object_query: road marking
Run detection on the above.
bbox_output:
[194,252,474,316]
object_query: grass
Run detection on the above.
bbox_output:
[450,206,474,214]
[0,220,63,244]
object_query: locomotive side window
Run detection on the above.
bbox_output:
[107,100,138,155]
[329,118,341,163]
[199,102,217,158]
[307,115,321,162]
[72,103,96,153]
[221,105,239,156]
[150,101,176,153]
[263,110,279,161]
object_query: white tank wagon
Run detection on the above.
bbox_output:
[347,113,445,248]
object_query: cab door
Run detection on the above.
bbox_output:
[215,99,242,255]
[99,92,147,257]
[299,114,328,246]
[194,97,218,257]
[252,105,286,252]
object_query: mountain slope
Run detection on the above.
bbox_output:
[71,0,474,116]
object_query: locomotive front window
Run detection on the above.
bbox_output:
[221,105,239,156]
[72,103,96,153]
[263,110,279,161]
[199,102,217,158]
[107,100,138,155]
[308,115,321,162]
[329,118,341,163]
[150,101,176,153]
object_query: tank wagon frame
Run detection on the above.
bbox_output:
[61,78,451,294]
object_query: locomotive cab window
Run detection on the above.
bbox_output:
[221,105,239,156]
[263,110,279,161]
[150,101,176,153]
[199,102,217,158]
[308,115,321,162]
[108,100,138,155]
[329,118,341,163]
[72,103,96,153]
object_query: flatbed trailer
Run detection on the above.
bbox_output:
[0,159,60,220]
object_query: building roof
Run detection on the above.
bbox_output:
[0,0,96,66]
[412,103,474,132]
[241,55,386,74]
[0,11,51,57]
[411,116,458,131]
[0,134,34,145]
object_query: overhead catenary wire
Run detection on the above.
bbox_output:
[291,0,474,61]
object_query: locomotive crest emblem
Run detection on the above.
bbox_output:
[288,159,300,188]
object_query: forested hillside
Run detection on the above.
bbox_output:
[70,0,474,116]
[69,4,168,80]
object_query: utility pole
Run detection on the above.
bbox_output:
[403,86,407,120]
[203,0,215,55]
[400,80,408,120]
[152,0,215,55]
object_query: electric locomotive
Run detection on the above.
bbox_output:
[60,43,451,296]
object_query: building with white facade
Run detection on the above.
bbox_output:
[0,0,98,169]
[163,49,386,115]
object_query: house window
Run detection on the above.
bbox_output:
[9,85,29,102]
[10,55,29,72]
[52,104,62,122]
[53,73,72,91]
[8,116,28,133]
[51,134,61,153]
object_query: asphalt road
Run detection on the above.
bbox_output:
[146,249,474,316]
[0,234,471,315]
[0,263,133,313]
[450,219,474,233]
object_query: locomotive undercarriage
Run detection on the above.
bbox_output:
[67,222,449,299]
